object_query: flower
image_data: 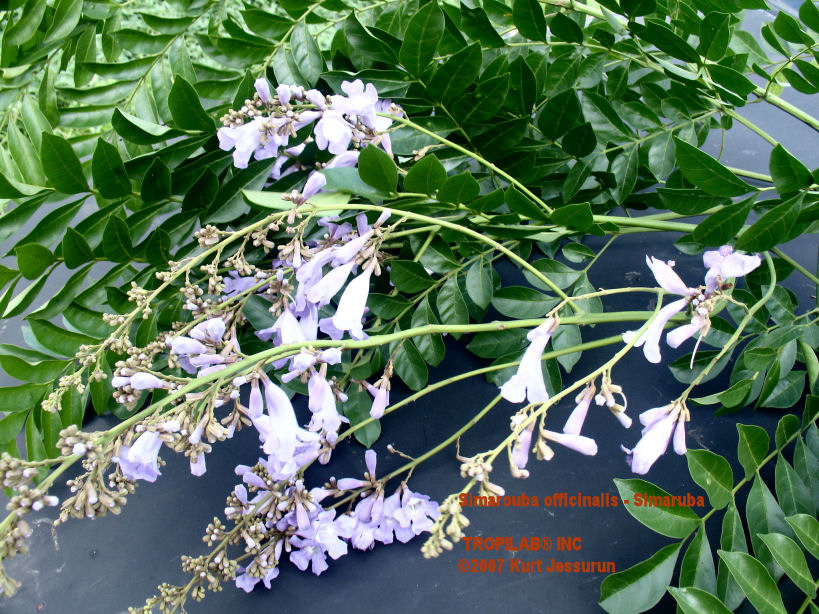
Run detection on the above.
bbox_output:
[563,384,595,435]
[322,268,372,340]
[621,403,687,474]
[500,317,559,404]
[314,110,353,154]
[255,78,271,104]
[116,431,163,482]
[624,298,689,364]
[364,382,389,419]
[703,246,761,294]
[293,171,327,205]
[540,429,598,456]
[392,487,439,541]
[510,419,535,473]
[330,79,379,127]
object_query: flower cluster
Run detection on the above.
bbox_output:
[218,78,401,204]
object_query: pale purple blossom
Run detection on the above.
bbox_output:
[255,78,271,104]
[314,110,353,154]
[393,487,439,540]
[563,385,595,435]
[294,172,327,205]
[500,318,558,404]
[622,404,685,474]
[511,420,535,471]
[703,246,761,294]
[540,429,598,456]
[364,382,389,419]
[330,79,379,127]
[116,431,163,482]
[307,371,348,434]
[276,83,291,105]
[322,268,372,340]
[623,298,689,364]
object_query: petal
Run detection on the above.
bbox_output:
[254,78,271,103]
[641,299,688,363]
[719,252,761,278]
[646,256,693,296]
[673,418,687,455]
[365,449,377,476]
[666,323,700,349]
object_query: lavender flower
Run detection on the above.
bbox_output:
[321,268,372,340]
[115,432,163,482]
[255,78,271,104]
[330,79,379,128]
[500,317,559,404]
[563,384,596,435]
[540,429,598,456]
[703,246,761,294]
[364,382,389,419]
[621,403,687,474]
[314,109,353,154]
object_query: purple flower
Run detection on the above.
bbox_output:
[540,429,598,456]
[314,110,353,154]
[563,385,595,435]
[500,318,559,404]
[330,79,379,127]
[190,453,206,477]
[252,376,320,463]
[510,417,535,471]
[623,298,688,364]
[703,246,761,294]
[217,118,265,169]
[255,78,271,104]
[307,372,348,434]
[294,171,327,205]
[622,404,685,474]
[364,382,389,419]
[297,509,349,561]
[306,261,354,307]
[116,431,163,482]
[276,83,291,105]
[325,268,372,340]
[646,256,696,296]
[393,487,439,541]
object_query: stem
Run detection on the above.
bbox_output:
[723,108,778,147]
[772,247,819,286]
[725,167,773,184]
[755,86,819,132]
[381,114,555,215]
[680,252,777,398]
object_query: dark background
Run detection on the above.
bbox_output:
[2,4,819,613]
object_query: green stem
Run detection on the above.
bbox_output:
[772,247,819,286]
[723,108,778,147]
[725,166,773,183]
[381,114,555,215]
[755,86,819,132]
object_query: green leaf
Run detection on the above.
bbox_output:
[15,243,54,279]
[669,587,732,614]
[491,286,555,319]
[358,146,397,193]
[610,146,638,204]
[775,454,813,515]
[467,329,529,359]
[598,543,682,614]
[735,198,800,251]
[549,12,583,43]
[404,154,446,195]
[411,296,445,366]
[538,90,581,140]
[634,19,700,63]
[669,350,732,384]
[757,533,815,597]
[785,514,819,559]
[342,386,381,447]
[800,0,819,32]
[769,144,813,194]
[465,259,493,310]
[168,75,214,132]
[5,0,46,45]
[674,138,756,197]
[399,1,444,77]
[551,324,582,372]
[512,0,546,41]
[692,198,753,246]
[2,274,48,319]
[391,336,428,390]
[8,123,45,186]
[40,134,88,194]
[437,172,479,205]
[717,550,787,614]
[390,260,435,293]
[0,383,48,413]
[562,163,592,203]
[562,122,597,158]
[453,74,509,123]
[92,139,132,198]
[28,319,95,357]
[737,423,769,478]
[774,11,811,43]
[27,263,93,320]
[437,276,469,327]
[112,109,180,145]
[290,22,323,86]
[0,354,68,385]
[679,527,717,594]
[102,215,134,262]
[427,42,482,103]
[0,412,28,446]
[699,12,731,60]
[613,479,700,538]
[686,449,733,509]
[717,503,749,610]
[522,259,581,291]
[747,475,794,579]
[20,96,52,151]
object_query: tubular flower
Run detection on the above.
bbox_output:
[621,402,688,474]
[563,383,596,435]
[500,317,559,405]
[115,431,163,482]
